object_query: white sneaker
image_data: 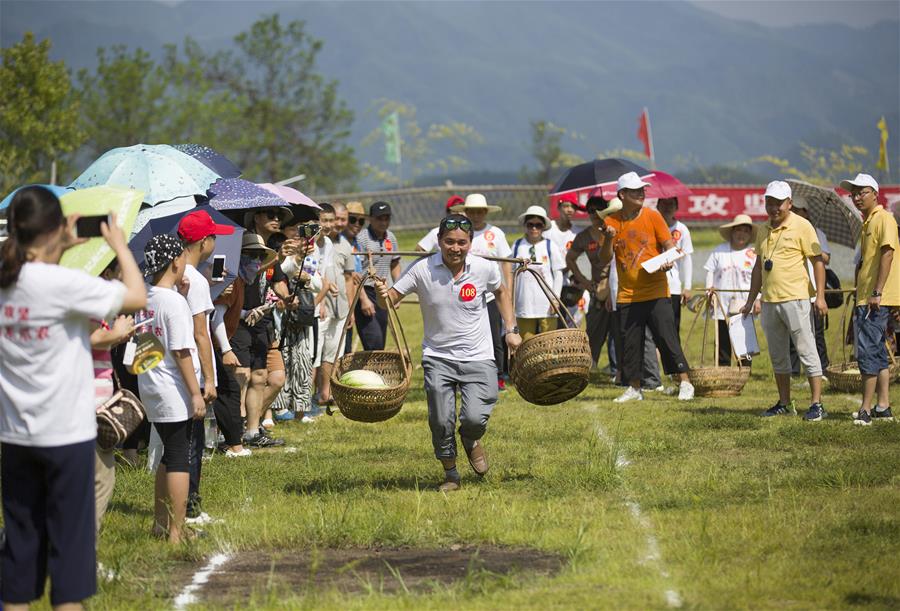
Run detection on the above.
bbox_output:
[185,512,219,526]
[300,415,316,423]
[613,387,643,403]
[678,381,695,401]
[261,418,275,430]
[225,448,252,458]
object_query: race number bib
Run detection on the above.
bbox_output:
[459,283,477,302]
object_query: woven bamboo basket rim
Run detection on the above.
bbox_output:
[683,293,751,387]
[327,262,412,421]
[509,265,591,405]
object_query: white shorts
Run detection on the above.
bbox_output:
[315,316,347,367]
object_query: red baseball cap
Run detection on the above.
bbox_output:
[177,209,235,243]
[557,192,583,211]
[446,195,465,211]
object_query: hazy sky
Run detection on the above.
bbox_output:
[692,0,899,28]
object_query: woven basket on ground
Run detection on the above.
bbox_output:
[329,263,412,423]
[508,265,592,405]
[684,292,750,397]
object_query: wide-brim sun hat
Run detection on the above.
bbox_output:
[241,232,278,269]
[518,205,551,228]
[450,193,502,213]
[719,214,757,242]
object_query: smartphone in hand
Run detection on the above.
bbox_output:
[210,255,227,281]
[74,214,112,238]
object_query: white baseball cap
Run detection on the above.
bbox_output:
[617,171,652,192]
[764,180,791,201]
[840,173,879,193]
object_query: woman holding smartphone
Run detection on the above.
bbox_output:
[0,186,146,610]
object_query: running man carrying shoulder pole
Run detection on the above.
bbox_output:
[374,214,522,492]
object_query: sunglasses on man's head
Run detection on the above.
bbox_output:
[347,215,366,226]
[440,218,473,233]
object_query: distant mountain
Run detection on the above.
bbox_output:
[2,0,898,179]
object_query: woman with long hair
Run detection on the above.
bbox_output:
[0,186,145,610]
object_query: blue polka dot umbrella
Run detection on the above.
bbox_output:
[172,143,241,179]
[207,178,288,211]
[70,143,220,206]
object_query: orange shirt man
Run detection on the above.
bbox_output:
[598,172,693,403]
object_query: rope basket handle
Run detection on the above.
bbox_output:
[330,253,412,382]
[684,290,743,369]
[512,262,578,329]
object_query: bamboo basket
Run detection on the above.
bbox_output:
[684,292,751,397]
[329,259,412,422]
[509,264,592,405]
[825,295,900,392]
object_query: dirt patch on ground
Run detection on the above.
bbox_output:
[196,545,563,601]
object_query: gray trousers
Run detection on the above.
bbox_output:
[422,356,498,461]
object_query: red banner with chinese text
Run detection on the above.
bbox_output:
[550,185,900,223]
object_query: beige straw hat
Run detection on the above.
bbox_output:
[719,214,757,241]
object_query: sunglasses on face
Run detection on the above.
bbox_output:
[347,215,366,226]
[851,189,875,199]
[440,218,473,233]
[243,251,267,261]
[525,222,545,230]
[258,209,280,220]
[296,223,321,238]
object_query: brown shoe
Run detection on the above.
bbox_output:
[464,439,488,476]
[438,478,461,492]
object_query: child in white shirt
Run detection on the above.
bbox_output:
[138,234,203,544]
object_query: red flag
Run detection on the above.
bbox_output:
[637,108,653,160]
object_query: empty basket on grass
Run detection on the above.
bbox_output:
[509,265,592,405]
[825,296,900,392]
[684,292,750,397]
[329,264,412,422]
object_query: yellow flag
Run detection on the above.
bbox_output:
[876,116,889,171]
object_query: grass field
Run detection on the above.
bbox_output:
[19,228,900,609]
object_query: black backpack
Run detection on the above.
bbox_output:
[824,269,843,309]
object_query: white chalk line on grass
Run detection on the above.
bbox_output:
[173,552,232,610]
[588,408,683,608]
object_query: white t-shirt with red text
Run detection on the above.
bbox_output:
[0,263,125,446]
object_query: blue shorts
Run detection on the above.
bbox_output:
[855,306,890,375]
[1,439,96,605]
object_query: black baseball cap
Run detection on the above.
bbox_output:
[370,201,392,217]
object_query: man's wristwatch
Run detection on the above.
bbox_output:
[504,326,520,336]
[872,290,882,297]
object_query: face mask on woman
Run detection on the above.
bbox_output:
[238,255,261,283]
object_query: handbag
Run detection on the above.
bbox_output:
[96,371,146,451]
[283,281,317,332]
[560,284,583,307]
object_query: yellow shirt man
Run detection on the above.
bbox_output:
[857,205,900,307]
[755,211,822,303]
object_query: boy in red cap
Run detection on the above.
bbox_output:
[176,210,234,524]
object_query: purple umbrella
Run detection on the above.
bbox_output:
[207,178,288,211]
[257,183,320,209]
[172,144,241,179]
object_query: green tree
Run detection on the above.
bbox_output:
[0,32,84,193]
[361,100,483,187]
[76,45,169,158]
[520,120,583,184]
[201,14,357,191]
[751,144,876,186]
